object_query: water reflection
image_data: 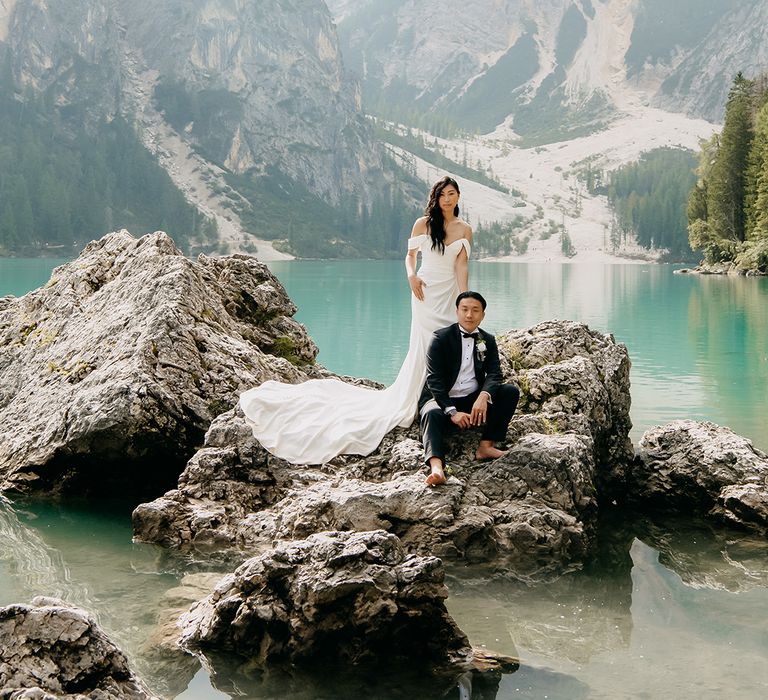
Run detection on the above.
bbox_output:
[685,274,768,444]
[0,496,203,697]
[179,650,510,700]
[445,510,635,667]
[0,495,93,609]
[445,508,768,700]
[2,496,768,699]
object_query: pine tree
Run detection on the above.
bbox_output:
[706,73,754,242]
[747,101,768,240]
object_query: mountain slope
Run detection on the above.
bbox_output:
[329,0,768,138]
[0,0,417,256]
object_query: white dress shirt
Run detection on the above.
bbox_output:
[449,326,479,398]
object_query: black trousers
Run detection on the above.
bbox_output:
[420,384,520,466]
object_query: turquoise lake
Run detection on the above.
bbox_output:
[1,257,767,699]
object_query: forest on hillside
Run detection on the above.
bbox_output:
[687,73,768,272]
[0,63,218,256]
[606,148,698,261]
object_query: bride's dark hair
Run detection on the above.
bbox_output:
[425,176,460,253]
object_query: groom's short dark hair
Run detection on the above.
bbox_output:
[456,291,487,310]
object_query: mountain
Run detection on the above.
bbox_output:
[328,0,767,142]
[3,0,765,261]
[0,0,418,258]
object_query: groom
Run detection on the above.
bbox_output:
[419,291,519,486]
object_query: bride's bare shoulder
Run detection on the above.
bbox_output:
[411,216,428,236]
[456,218,473,241]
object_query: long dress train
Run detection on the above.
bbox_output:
[239,235,471,464]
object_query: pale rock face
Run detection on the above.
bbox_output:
[0,0,18,43]
[3,0,121,116]
[330,0,768,130]
[331,0,632,136]
[654,2,768,119]
[564,0,635,105]
[115,0,375,202]
[1,0,385,207]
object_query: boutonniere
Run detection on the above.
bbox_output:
[475,338,487,362]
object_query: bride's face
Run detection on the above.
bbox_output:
[438,185,459,213]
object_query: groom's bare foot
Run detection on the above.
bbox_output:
[425,463,447,486]
[475,444,507,461]
[426,471,447,486]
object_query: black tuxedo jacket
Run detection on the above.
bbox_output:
[418,323,503,412]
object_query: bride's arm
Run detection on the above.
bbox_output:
[406,217,428,301]
[405,248,425,300]
[455,225,472,292]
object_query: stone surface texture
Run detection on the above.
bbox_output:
[178,529,471,666]
[0,230,320,496]
[134,319,632,577]
[633,420,768,534]
[0,597,156,699]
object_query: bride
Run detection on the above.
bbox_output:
[239,176,472,464]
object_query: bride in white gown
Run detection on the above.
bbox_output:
[239,176,472,464]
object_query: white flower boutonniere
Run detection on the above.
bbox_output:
[475,338,487,362]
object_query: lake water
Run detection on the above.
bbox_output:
[1,257,767,699]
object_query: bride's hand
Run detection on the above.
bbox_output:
[408,274,426,301]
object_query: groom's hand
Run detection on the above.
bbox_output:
[470,394,490,425]
[451,412,472,429]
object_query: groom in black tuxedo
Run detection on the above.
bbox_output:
[419,291,519,486]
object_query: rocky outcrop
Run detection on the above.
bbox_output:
[631,420,768,534]
[133,319,631,577]
[118,0,384,204]
[178,529,471,667]
[0,597,156,700]
[2,0,123,124]
[498,320,634,494]
[133,411,596,576]
[0,230,320,498]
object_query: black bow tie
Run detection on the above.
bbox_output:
[462,332,479,339]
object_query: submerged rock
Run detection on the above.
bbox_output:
[0,230,319,498]
[0,597,156,699]
[134,319,630,577]
[178,529,471,667]
[632,420,768,534]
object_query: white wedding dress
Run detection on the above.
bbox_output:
[239,235,471,464]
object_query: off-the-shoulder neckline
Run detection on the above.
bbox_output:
[409,234,471,246]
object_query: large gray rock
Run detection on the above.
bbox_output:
[0,230,319,497]
[497,320,634,493]
[178,529,471,667]
[632,420,768,534]
[0,597,156,700]
[133,317,627,577]
[136,421,593,577]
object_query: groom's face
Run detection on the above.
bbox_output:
[456,298,485,333]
